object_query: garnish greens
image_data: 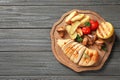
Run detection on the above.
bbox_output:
[84,22,91,26]
[75,34,83,43]
[102,43,107,51]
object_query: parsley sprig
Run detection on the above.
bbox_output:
[84,22,91,26]
[102,43,107,51]
[75,34,83,43]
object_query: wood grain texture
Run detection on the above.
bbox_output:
[0,0,119,79]
[0,0,119,6]
[0,51,119,76]
[0,29,119,52]
[0,5,119,28]
[0,29,51,51]
[0,76,120,80]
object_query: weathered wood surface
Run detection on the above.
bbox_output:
[0,0,119,5]
[0,29,119,52]
[0,0,119,79]
[0,76,120,80]
[0,5,119,28]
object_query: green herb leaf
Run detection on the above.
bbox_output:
[84,22,91,26]
[102,44,107,51]
[75,34,83,43]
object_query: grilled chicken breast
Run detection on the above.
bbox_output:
[57,39,99,66]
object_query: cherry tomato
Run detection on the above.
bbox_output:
[82,27,91,35]
[90,20,99,31]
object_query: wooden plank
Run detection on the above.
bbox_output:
[0,29,119,52]
[0,51,119,76]
[0,5,119,28]
[0,76,120,80]
[0,29,51,51]
[0,0,119,6]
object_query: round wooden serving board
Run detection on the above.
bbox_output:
[50,9,115,72]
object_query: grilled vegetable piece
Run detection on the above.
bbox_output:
[65,11,78,24]
[96,22,114,39]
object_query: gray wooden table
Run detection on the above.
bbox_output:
[0,0,120,80]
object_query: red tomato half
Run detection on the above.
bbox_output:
[90,20,99,31]
[82,27,91,35]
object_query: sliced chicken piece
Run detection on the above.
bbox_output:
[72,46,86,63]
[87,50,99,66]
[57,39,73,54]
[57,39,71,48]
[62,40,73,52]
[66,44,80,58]
[64,42,77,54]
[70,44,83,61]
[78,48,89,65]
[82,49,93,66]
[79,49,99,66]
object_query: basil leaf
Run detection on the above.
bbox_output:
[84,22,91,26]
